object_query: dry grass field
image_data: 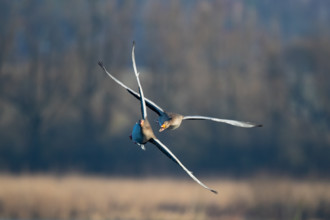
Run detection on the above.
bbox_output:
[0,175,329,220]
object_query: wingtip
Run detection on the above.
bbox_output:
[98,61,104,68]
[257,124,263,127]
[211,189,218,194]
[132,41,135,47]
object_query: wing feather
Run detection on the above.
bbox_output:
[183,116,262,128]
[98,61,164,116]
[132,42,147,119]
[150,138,217,194]
[126,90,164,116]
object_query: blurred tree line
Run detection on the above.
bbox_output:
[0,0,329,177]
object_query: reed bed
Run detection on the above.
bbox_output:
[0,174,329,220]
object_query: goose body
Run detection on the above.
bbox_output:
[158,112,184,132]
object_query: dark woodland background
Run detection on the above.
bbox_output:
[0,0,329,177]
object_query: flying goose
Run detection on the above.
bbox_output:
[98,64,262,132]
[129,42,217,194]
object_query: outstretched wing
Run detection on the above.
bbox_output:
[150,138,217,194]
[183,116,262,128]
[126,90,164,116]
[98,61,164,116]
[132,41,147,119]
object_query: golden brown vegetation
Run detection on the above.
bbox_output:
[0,175,330,220]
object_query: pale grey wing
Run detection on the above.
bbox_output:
[150,138,217,194]
[132,41,147,120]
[98,61,134,93]
[98,61,164,116]
[126,90,164,116]
[183,116,262,128]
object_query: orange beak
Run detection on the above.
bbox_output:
[139,120,144,126]
[159,124,166,132]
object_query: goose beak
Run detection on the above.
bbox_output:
[159,124,166,132]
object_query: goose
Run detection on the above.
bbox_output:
[98,63,262,132]
[129,42,217,194]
